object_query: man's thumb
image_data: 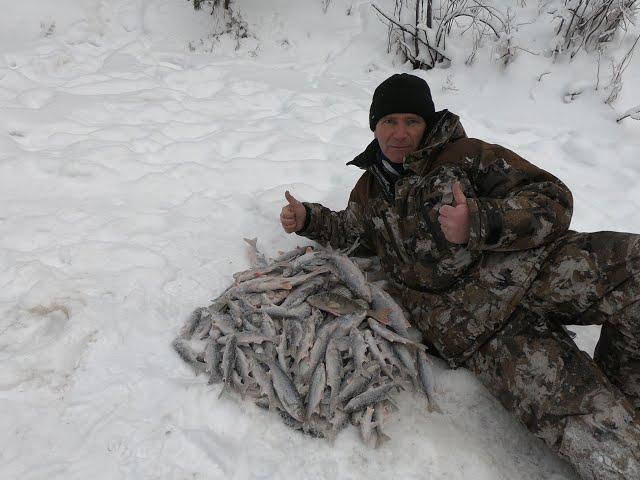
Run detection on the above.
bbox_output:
[452,181,467,206]
[285,190,300,206]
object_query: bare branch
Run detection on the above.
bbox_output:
[556,0,639,57]
[616,104,640,122]
[537,71,552,81]
[605,33,640,104]
[371,3,452,66]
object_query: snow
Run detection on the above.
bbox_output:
[1,0,639,479]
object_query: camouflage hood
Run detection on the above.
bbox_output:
[299,110,573,366]
[347,110,467,175]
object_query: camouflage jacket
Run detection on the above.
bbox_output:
[297,110,573,366]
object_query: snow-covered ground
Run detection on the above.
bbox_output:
[1,0,639,478]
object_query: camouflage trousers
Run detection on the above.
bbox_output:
[466,231,640,480]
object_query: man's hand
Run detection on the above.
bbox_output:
[438,181,470,245]
[280,190,307,233]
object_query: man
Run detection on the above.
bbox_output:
[280,73,640,479]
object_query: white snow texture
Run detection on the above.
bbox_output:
[1,0,639,479]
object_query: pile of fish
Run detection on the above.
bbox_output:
[172,239,440,447]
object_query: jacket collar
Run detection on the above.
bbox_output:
[346,110,466,175]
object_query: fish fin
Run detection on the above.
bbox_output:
[253,352,271,367]
[217,383,227,399]
[207,372,222,385]
[375,429,391,448]
[427,401,443,414]
[344,238,361,256]
[409,341,428,351]
[370,308,392,325]
[350,410,364,425]
[410,376,422,392]
[259,293,273,306]
[384,398,400,412]
[394,380,408,392]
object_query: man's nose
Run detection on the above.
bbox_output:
[392,124,410,139]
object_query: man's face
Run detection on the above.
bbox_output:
[374,113,427,164]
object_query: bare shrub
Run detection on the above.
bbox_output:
[372,0,512,70]
[191,0,231,12]
[554,0,639,58]
[188,3,250,52]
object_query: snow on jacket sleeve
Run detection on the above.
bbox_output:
[465,141,573,252]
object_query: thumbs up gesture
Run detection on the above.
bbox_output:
[438,181,470,245]
[280,190,307,234]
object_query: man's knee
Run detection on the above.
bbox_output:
[466,312,627,431]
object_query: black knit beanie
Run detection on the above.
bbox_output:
[369,73,435,131]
